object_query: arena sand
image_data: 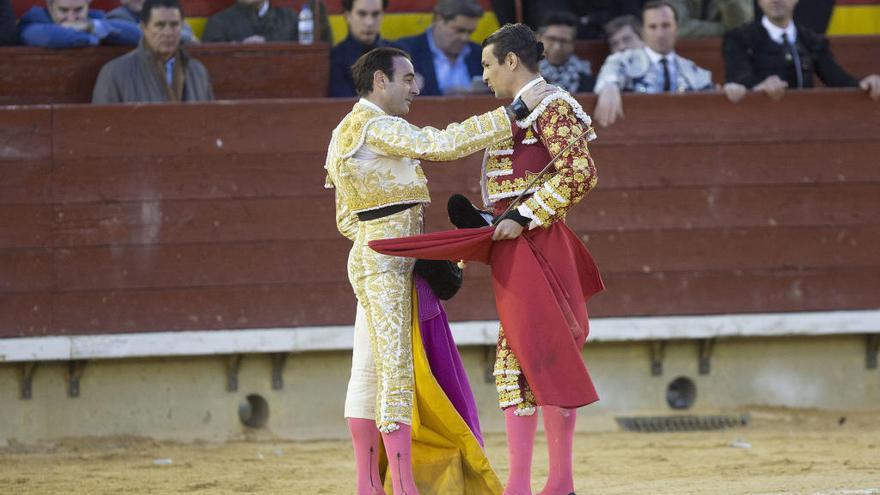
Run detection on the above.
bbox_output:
[1,407,878,494]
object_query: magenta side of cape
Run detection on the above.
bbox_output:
[414,276,485,446]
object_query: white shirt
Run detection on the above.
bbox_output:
[513,76,545,101]
[358,98,385,115]
[762,15,797,45]
[644,46,678,92]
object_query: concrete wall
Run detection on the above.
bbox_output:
[2,335,878,444]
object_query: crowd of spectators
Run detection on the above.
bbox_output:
[1,0,877,109]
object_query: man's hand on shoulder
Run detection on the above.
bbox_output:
[859,74,880,100]
[519,82,558,115]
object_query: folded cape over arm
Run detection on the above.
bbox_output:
[370,224,605,408]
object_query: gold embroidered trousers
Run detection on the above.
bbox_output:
[494,324,537,416]
[347,205,422,433]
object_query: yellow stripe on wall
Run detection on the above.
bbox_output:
[828,5,880,35]
[187,17,207,39]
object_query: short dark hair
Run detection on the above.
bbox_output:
[642,0,678,22]
[434,0,483,22]
[605,14,642,39]
[482,23,544,73]
[140,0,184,23]
[538,10,579,33]
[350,46,412,97]
[342,0,389,12]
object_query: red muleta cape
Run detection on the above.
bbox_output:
[370,223,605,408]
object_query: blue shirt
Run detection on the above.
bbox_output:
[424,27,473,95]
[165,57,176,86]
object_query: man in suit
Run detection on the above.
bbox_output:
[92,0,213,103]
[330,0,397,97]
[592,0,713,127]
[491,0,645,40]
[754,0,835,34]
[201,0,330,44]
[395,0,486,96]
[723,0,880,102]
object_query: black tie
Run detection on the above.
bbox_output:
[660,58,671,92]
[781,32,804,89]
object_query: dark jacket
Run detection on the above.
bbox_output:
[396,30,483,96]
[201,0,331,43]
[330,35,398,97]
[17,7,141,49]
[92,40,213,103]
[723,20,858,89]
[202,3,297,42]
[491,0,642,39]
[1,0,17,45]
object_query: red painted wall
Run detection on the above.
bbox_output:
[2,91,879,338]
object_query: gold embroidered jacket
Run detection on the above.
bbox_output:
[326,99,512,239]
[481,88,598,227]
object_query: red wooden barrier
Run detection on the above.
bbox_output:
[1,90,879,337]
[0,43,330,105]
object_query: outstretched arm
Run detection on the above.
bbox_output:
[363,107,512,162]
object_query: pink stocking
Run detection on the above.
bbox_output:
[504,406,539,495]
[348,418,387,495]
[381,424,420,495]
[538,406,577,495]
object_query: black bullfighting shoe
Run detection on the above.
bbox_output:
[447,194,492,229]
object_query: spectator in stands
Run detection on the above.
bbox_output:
[754,0,835,35]
[605,14,644,53]
[1,0,17,45]
[537,11,595,93]
[593,0,713,127]
[492,0,646,40]
[396,0,486,96]
[18,0,142,48]
[108,0,197,43]
[723,0,880,103]
[668,0,753,37]
[201,0,330,44]
[330,0,396,97]
[91,0,213,103]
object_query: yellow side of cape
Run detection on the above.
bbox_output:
[381,289,503,494]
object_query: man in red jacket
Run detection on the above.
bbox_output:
[480,23,604,495]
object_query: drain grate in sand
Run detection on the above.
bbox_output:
[615,414,750,432]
